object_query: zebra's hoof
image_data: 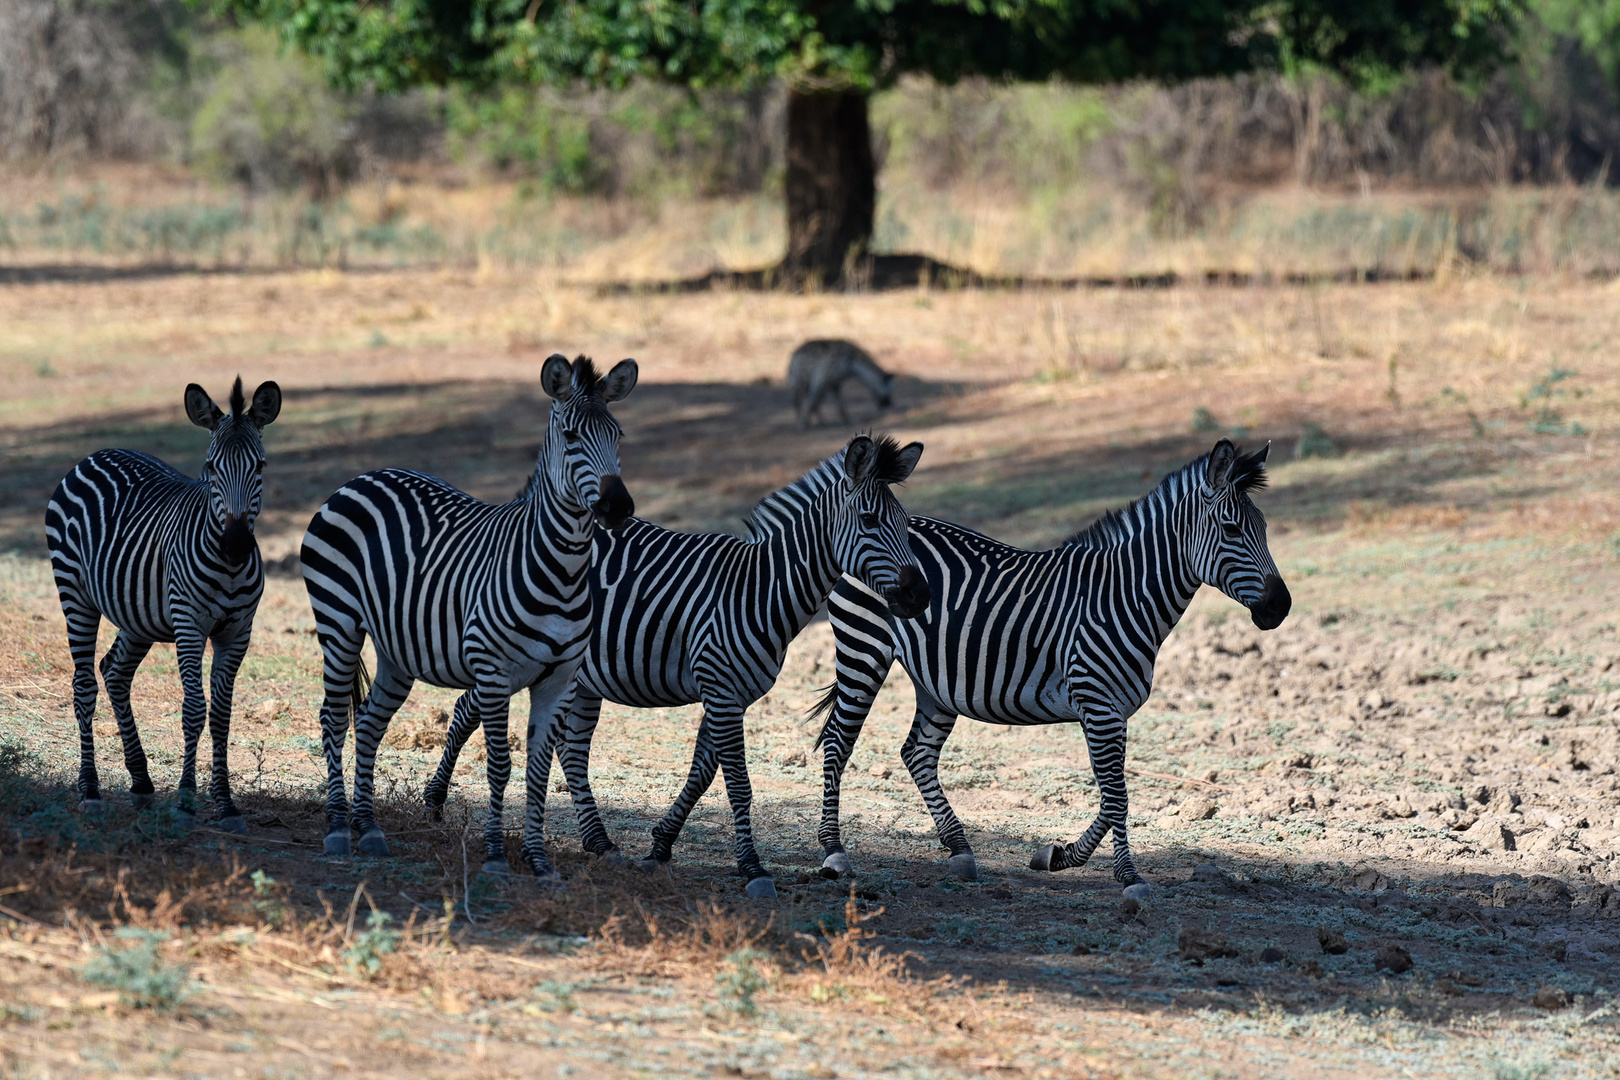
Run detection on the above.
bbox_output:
[636,857,671,875]
[595,848,628,868]
[1029,845,1060,873]
[323,832,351,856]
[534,871,566,892]
[357,828,390,857]
[480,858,512,877]
[745,876,778,900]
[130,792,154,810]
[820,851,854,880]
[948,853,979,881]
[1122,881,1153,903]
[78,798,104,815]
[217,814,249,835]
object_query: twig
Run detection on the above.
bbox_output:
[1124,767,1234,792]
[0,902,46,927]
[461,826,477,926]
[192,828,306,846]
[0,883,34,898]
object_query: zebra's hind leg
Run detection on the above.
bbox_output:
[816,587,895,880]
[556,693,620,859]
[63,604,103,809]
[314,628,365,854]
[1031,713,1149,899]
[424,690,480,822]
[898,704,977,881]
[644,712,721,871]
[99,632,155,808]
[348,659,414,857]
[206,629,253,833]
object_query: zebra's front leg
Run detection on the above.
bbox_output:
[518,668,578,886]
[206,630,253,833]
[423,690,480,822]
[99,630,154,808]
[709,701,776,898]
[556,693,620,859]
[172,625,211,824]
[1029,710,1150,899]
[347,661,414,857]
[472,678,519,875]
[644,712,721,870]
[899,705,978,881]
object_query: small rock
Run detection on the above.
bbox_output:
[1532,986,1571,1010]
[1259,946,1286,963]
[1446,970,1484,988]
[780,750,808,768]
[247,698,284,723]
[1317,927,1349,955]
[1467,816,1517,851]
[1178,928,1238,964]
[867,763,892,779]
[1351,868,1390,893]
[1374,944,1413,974]
[1300,960,1325,978]
[1179,798,1218,821]
[1071,942,1091,956]
[1432,977,1462,996]
[1385,799,1416,819]
[1191,862,1230,885]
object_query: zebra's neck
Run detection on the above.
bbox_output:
[1066,465,1204,643]
[523,448,594,552]
[742,455,847,634]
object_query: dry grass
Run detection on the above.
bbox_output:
[4,259,1620,1077]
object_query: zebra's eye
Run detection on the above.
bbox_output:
[859,512,880,529]
[255,460,265,473]
[563,428,581,445]
[1221,522,1242,537]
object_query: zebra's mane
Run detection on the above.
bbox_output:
[228,377,245,420]
[571,355,602,394]
[742,455,843,543]
[1063,445,1267,550]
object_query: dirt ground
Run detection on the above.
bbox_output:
[2,267,1619,1078]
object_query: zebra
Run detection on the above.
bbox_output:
[425,434,932,898]
[45,377,282,830]
[300,354,637,880]
[789,340,894,429]
[808,438,1291,896]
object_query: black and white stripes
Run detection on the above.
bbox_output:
[428,434,929,897]
[809,439,1290,893]
[45,377,282,827]
[300,355,637,878]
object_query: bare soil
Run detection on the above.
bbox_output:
[2,267,1618,1078]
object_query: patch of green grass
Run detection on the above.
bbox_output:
[343,909,401,979]
[713,948,769,1017]
[79,929,194,1010]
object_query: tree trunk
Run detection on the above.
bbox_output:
[785,89,874,286]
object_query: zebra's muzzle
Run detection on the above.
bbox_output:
[220,514,257,567]
[592,474,634,530]
[1249,574,1291,630]
[885,566,931,619]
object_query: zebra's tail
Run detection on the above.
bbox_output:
[807,681,841,749]
[347,646,374,732]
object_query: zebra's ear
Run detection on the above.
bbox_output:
[541,354,574,402]
[843,435,877,486]
[599,359,638,403]
[185,383,223,430]
[1206,437,1237,489]
[890,441,924,482]
[248,381,282,428]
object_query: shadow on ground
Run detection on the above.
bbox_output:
[1,374,1516,558]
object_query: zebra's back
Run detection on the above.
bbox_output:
[865,516,1085,725]
[302,468,590,689]
[46,448,228,641]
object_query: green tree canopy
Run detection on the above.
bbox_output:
[220,0,1523,280]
